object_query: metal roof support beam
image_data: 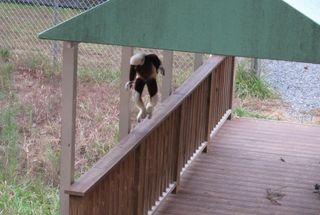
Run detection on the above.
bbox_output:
[60,41,78,215]
[119,47,133,140]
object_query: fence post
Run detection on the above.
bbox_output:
[60,42,78,215]
[119,47,134,140]
[161,51,173,101]
[251,58,260,76]
[228,56,235,120]
[52,0,60,73]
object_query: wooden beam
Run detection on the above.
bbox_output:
[194,53,203,71]
[161,51,173,101]
[60,41,78,215]
[251,58,260,76]
[119,47,133,140]
[228,57,235,120]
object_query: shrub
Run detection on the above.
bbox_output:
[235,63,275,99]
[0,62,14,92]
[0,48,10,62]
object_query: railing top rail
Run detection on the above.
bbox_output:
[66,55,225,196]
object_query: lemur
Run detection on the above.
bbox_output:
[125,53,165,122]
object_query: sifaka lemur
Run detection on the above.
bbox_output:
[125,53,165,122]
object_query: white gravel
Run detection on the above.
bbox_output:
[260,60,320,112]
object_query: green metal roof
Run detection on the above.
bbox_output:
[38,0,320,64]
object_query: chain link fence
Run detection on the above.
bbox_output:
[0,0,199,86]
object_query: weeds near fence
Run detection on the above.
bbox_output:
[233,106,270,119]
[232,60,290,121]
[235,62,276,99]
[0,106,20,182]
[0,48,60,214]
[0,48,10,62]
[79,68,120,84]
[0,180,59,215]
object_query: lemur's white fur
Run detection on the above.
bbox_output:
[146,94,159,118]
[133,91,146,122]
[130,53,145,66]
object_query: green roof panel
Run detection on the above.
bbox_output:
[39,0,320,64]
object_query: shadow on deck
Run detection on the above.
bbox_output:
[155,118,320,215]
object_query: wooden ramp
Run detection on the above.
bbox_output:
[155,118,320,215]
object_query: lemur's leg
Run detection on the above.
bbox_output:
[146,79,158,118]
[134,78,146,122]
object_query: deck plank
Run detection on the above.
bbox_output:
[155,118,320,215]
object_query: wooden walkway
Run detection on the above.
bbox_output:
[155,118,320,215]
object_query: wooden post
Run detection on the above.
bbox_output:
[60,41,78,215]
[119,47,133,140]
[194,53,203,71]
[161,51,173,101]
[228,56,235,120]
[251,58,260,76]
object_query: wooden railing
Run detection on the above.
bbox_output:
[66,55,235,215]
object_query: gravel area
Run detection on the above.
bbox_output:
[260,60,320,112]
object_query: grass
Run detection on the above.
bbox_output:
[0,48,13,94]
[0,103,60,215]
[235,62,276,99]
[0,180,59,215]
[0,63,14,94]
[0,48,61,213]
[233,60,282,120]
[0,48,10,62]
[0,107,20,181]
[233,106,270,119]
[79,68,120,84]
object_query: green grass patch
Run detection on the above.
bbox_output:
[18,53,55,72]
[79,68,120,83]
[233,107,270,119]
[0,180,59,215]
[235,63,275,99]
[0,62,14,93]
[0,106,21,181]
[0,48,10,62]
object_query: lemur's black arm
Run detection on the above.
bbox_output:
[129,65,136,82]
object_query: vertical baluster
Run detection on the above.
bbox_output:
[132,144,146,215]
[228,56,235,119]
[204,75,212,151]
[173,106,184,193]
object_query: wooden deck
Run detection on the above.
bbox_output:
[155,118,320,215]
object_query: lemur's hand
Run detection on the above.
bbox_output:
[125,81,133,90]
